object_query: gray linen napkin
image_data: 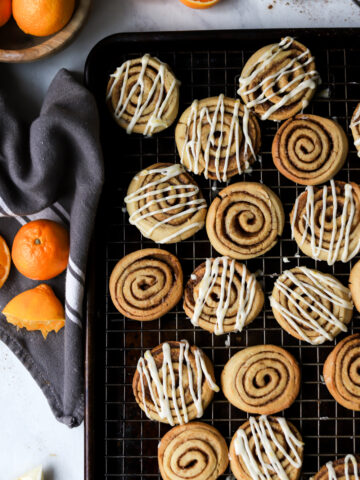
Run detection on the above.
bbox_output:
[0,68,104,427]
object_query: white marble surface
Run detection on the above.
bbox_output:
[1,0,359,478]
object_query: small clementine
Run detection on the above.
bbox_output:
[12,0,75,37]
[0,0,11,27]
[12,219,70,281]
[0,235,11,288]
[2,284,65,339]
[178,0,219,9]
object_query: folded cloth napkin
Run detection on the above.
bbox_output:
[0,68,104,427]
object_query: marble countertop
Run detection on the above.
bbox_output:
[1,0,359,478]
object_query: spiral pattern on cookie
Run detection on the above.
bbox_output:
[206,182,284,260]
[229,415,303,480]
[323,334,360,411]
[221,345,300,414]
[109,248,183,321]
[271,267,353,345]
[290,180,360,265]
[175,95,261,181]
[106,54,179,135]
[133,341,219,425]
[313,455,360,480]
[272,114,348,185]
[125,163,207,244]
[184,257,264,335]
[158,422,229,480]
[351,103,360,158]
[239,37,319,121]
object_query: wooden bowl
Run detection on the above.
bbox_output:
[0,0,91,63]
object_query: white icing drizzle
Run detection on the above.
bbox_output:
[291,180,360,265]
[136,340,219,426]
[191,257,258,335]
[107,54,178,135]
[325,454,359,480]
[270,267,353,345]
[234,415,303,480]
[125,164,207,244]
[238,36,319,121]
[180,94,255,182]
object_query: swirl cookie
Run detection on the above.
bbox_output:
[125,163,207,244]
[109,248,183,321]
[221,344,300,414]
[229,415,304,480]
[106,54,179,135]
[270,266,353,345]
[349,259,360,313]
[184,256,264,335]
[239,36,319,121]
[290,180,360,265]
[158,422,229,480]
[351,103,360,157]
[323,333,360,411]
[272,114,348,185]
[206,182,284,259]
[313,455,360,480]
[133,340,219,425]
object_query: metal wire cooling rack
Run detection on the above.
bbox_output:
[85,29,360,479]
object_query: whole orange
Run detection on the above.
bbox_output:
[0,0,11,27]
[12,219,70,281]
[12,0,75,37]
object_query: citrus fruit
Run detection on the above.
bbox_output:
[2,284,65,339]
[0,235,11,289]
[0,0,11,27]
[178,0,219,8]
[12,219,70,281]
[16,465,43,480]
[12,0,75,37]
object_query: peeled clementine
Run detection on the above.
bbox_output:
[0,0,11,27]
[178,0,219,8]
[0,235,11,289]
[12,220,70,281]
[2,284,65,339]
[12,0,75,37]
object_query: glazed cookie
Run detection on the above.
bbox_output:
[351,103,360,157]
[106,54,179,135]
[133,340,219,425]
[175,94,261,182]
[184,256,264,335]
[158,422,229,480]
[272,114,348,185]
[125,163,207,244]
[313,455,360,479]
[323,333,360,411]
[229,415,304,480]
[270,266,353,345]
[349,259,360,313]
[290,180,360,265]
[221,344,300,414]
[206,182,285,259]
[109,248,183,321]
[238,36,319,121]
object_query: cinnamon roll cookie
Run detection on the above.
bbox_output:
[229,415,304,480]
[206,182,285,259]
[175,95,261,181]
[323,333,360,411]
[106,54,179,135]
[239,37,320,121]
[158,422,229,480]
[351,103,360,157]
[349,259,360,313]
[184,257,264,335]
[290,180,360,265]
[272,114,348,185]
[109,248,183,321]
[221,344,300,414]
[270,267,353,345]
[125,163,207,244]
[133,340,219,425]
[313,455,360,480]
